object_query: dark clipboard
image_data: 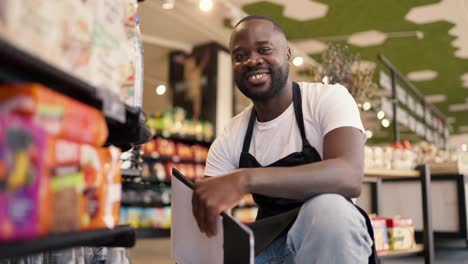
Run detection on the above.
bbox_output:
[172,168,254,264]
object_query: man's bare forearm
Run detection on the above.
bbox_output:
[244,157,363,200]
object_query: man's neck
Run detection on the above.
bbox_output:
[253,81,293,122]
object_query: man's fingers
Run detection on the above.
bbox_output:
[200,197,211,235]
[192,191,203,232]
[207,208,218,236]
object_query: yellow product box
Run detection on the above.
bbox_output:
[386,217,416,250]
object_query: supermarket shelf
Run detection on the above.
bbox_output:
[153,133,213,147]
[135,228,170,239]
[142,155,206,165]
[122,169,142,177]
[0,37,151,148]
[429,162,466,175]
[365,164,435,264]
[364,168,420,178]
[0,226,135,260]
[121,201,170,207]
[378,244,424,258]
[122,175,171,185]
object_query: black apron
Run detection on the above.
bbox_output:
[240,82,378,264]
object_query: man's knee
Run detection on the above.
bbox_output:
[291,194,366,239]
[287,194,373,262]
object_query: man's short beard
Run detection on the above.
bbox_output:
[236,65,289,101]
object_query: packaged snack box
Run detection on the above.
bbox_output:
[370,216,390,252]
[0,0,63,67]
[0,83,108,146]
[386,217,416,250]
[0,113,51,241]
[47,138,121,233]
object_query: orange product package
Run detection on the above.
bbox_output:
[81,145,122,230]
[47,138,121,233]
[46,138,83,233]
[0,83,108,146]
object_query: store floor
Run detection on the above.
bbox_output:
[130,238,468,264]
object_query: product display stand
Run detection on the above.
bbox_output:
[0,226,135,260]
[427,162,468,241]
[364,164,434,263]
[0,32,152,257]
[378,54,447,148]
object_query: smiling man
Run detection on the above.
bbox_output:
[191,15,376,264]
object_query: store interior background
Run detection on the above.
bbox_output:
[132,0,468,263]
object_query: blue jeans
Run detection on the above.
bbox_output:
[255,194,373,264]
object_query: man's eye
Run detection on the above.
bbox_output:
[259,48,271,54]
[234,54,244,62]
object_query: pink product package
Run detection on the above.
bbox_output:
[0,113,48,242]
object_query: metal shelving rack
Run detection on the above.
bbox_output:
[0,226,135,260]
[0,25,151,256]
[364,164,435,264]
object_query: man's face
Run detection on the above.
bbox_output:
[230,20,290,101]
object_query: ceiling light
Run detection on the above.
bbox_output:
[382,119,390,128]
[199,0,213,12]
[156,85,166,95]
[377,111,385,120]
[366,130,373,139]
[161,0,175,9]
[292,56,304,67]
[362,102,371,111]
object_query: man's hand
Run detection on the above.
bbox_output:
[192,169,249,237]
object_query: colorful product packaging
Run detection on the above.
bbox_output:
[0,0,63,67]
[0,83,108,146]
[47,139,121,233]
[140,208,156,228]
[0,113,51,241]
[386,217,416,250]
[88,0,127,96]
[370,216,390,252]
[143,138,176,158]
[126,207,142,228]
[59,0,96,82]
[176,143,193,160]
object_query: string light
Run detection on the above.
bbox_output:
[161,0,175,9]
[292,56,304,67]
[366,130,373,139]
[382,119,390,128]
[362,102,371,111]
[199,0,213,12]
[156,85,166,95]
[377,111,385,120]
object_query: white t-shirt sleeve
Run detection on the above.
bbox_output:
[315,83,366,141]
[204,126,238,177]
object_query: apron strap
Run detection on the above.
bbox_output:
[292,82,311,148]
[242,108,257,153]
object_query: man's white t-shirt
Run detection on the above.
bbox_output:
[204,82,366,177]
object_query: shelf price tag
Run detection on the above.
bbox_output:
[98,89,126,123]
